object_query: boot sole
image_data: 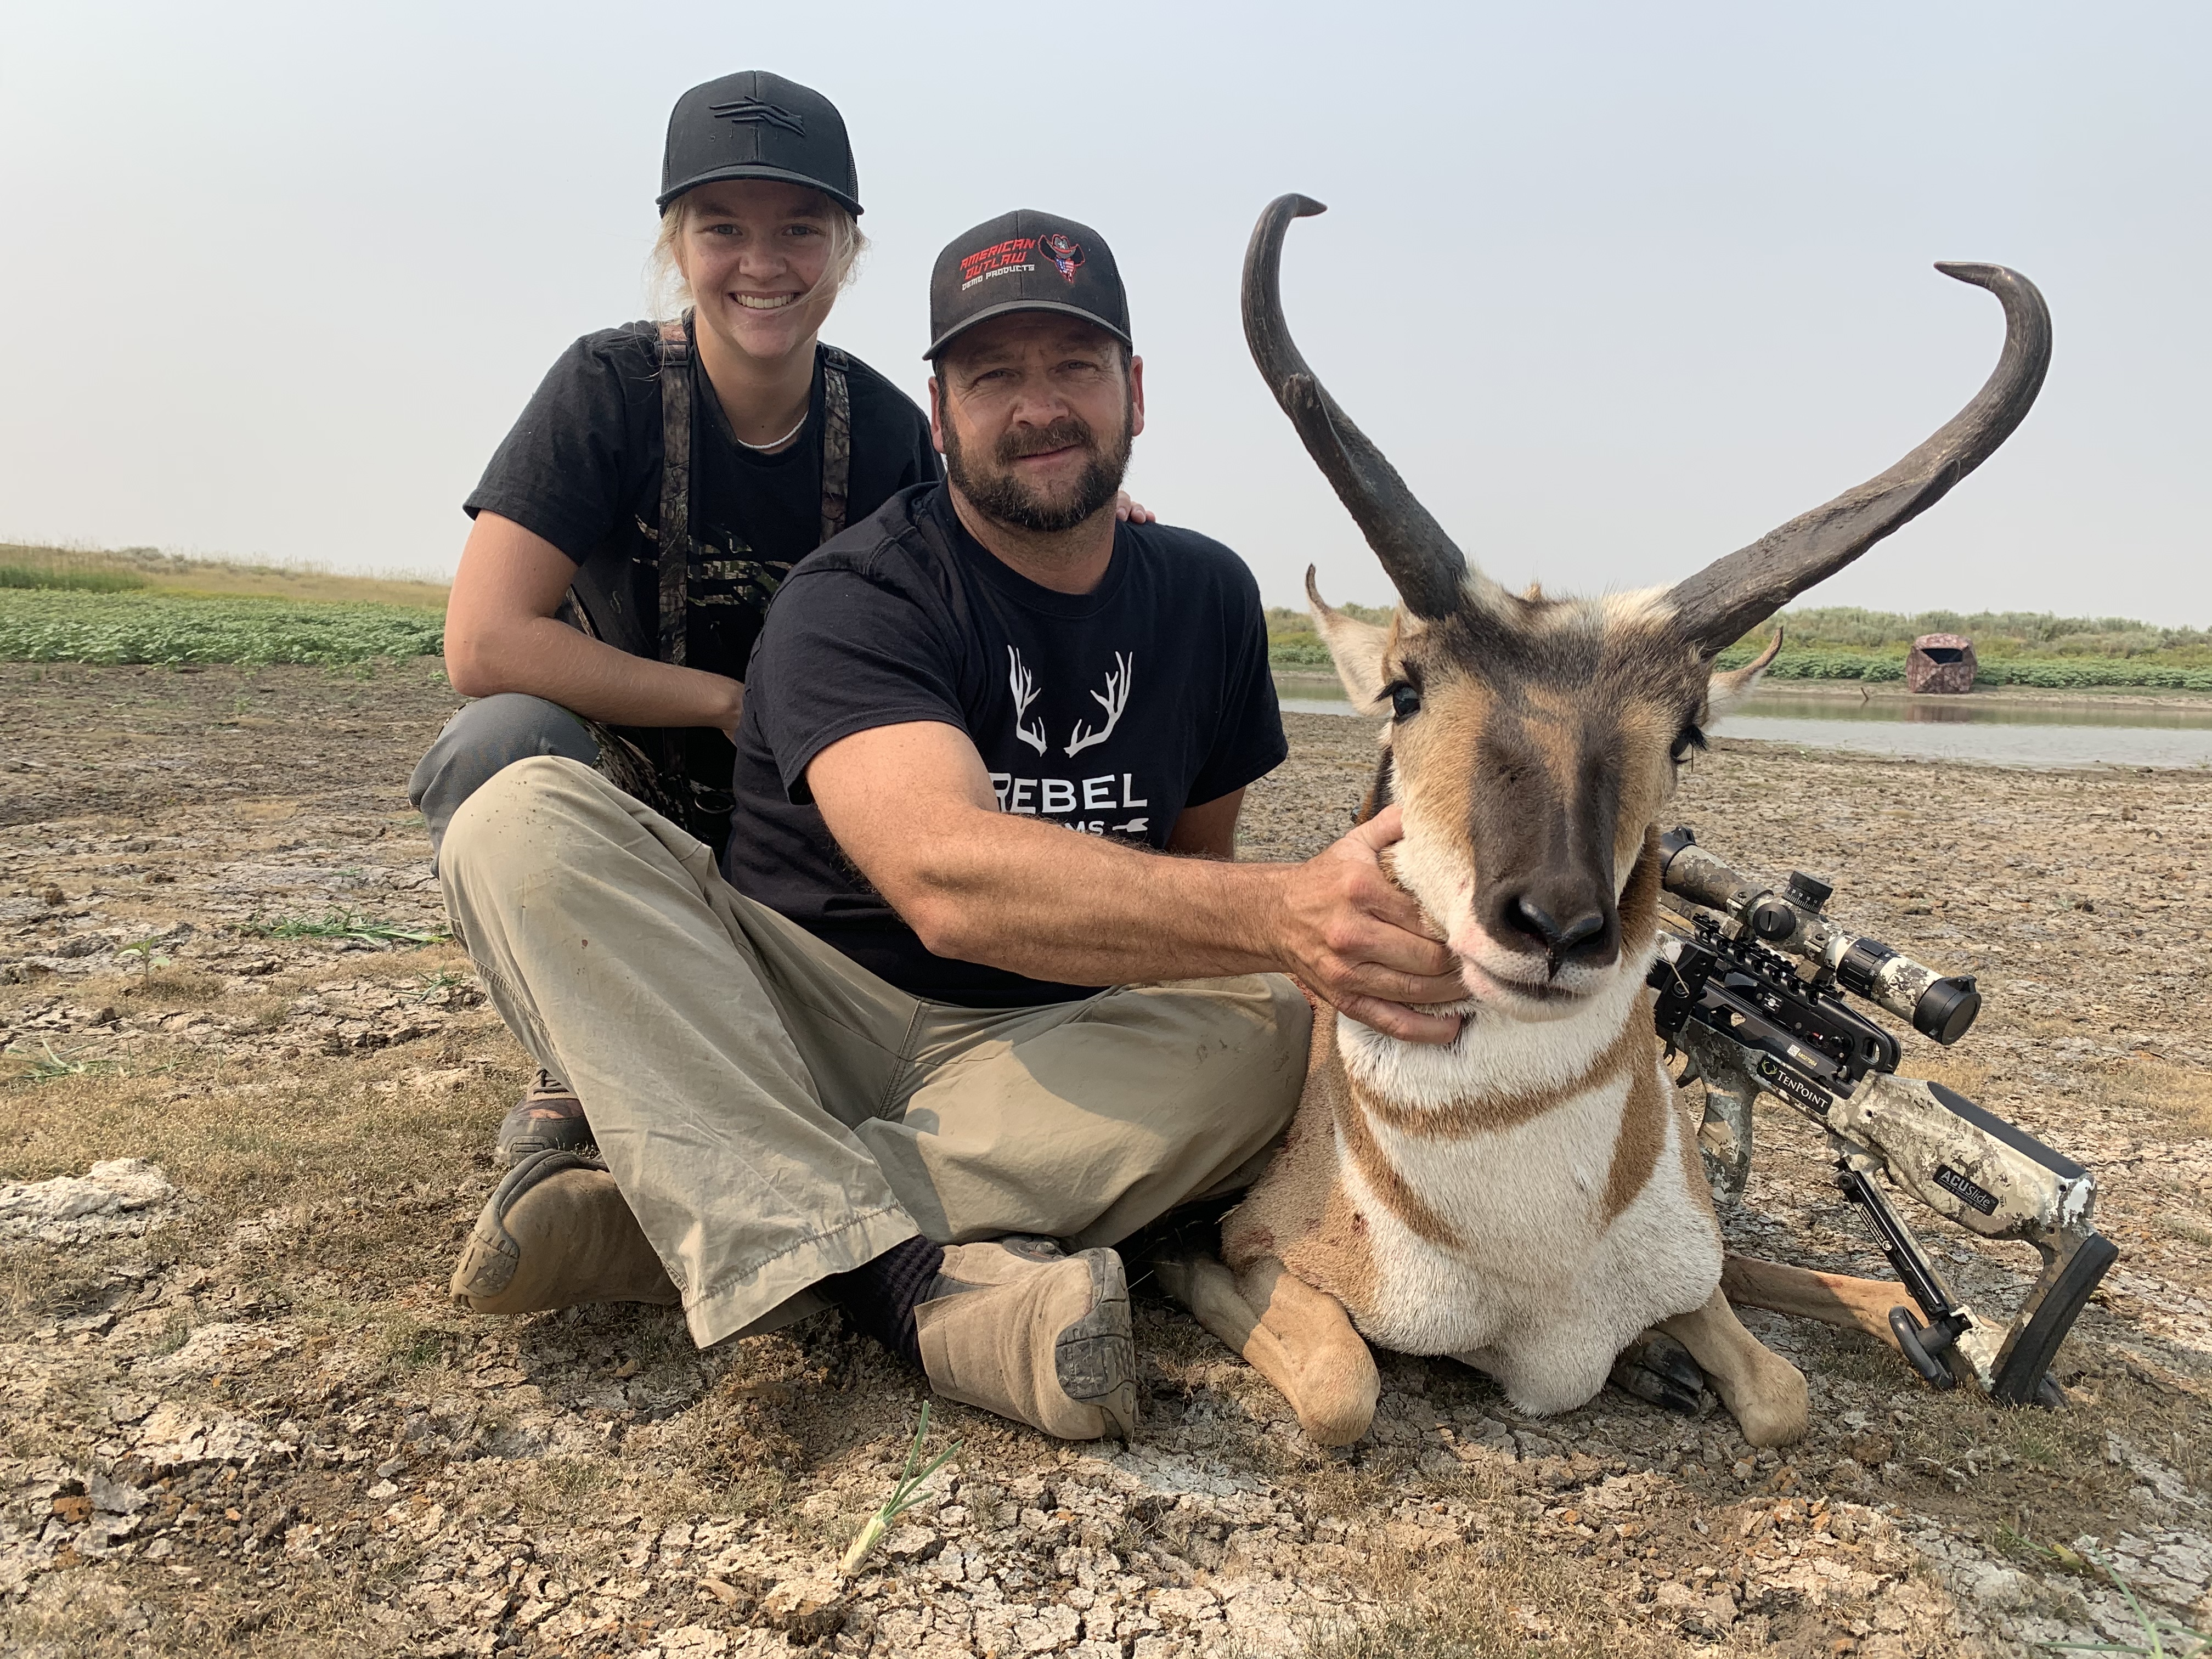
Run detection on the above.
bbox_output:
[450,1148,609,1302]
[1057,1249,1139,1440]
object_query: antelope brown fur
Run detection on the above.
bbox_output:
[1156,193,2051,1449]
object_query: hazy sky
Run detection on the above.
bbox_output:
[4,2,2206,620]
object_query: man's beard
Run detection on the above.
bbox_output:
[943,403,1132,534]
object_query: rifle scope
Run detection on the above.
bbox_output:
[1656,828,1981,1046]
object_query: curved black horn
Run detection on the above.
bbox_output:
[1667,263,2052,656]
[1244,194,1470,619]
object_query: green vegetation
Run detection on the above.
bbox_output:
[0,539,449,667]
[1267,602,1391,668]
[1269,602,2212,689]
[840,1402,962,1577]
[0,589,443,666]
[1746,606,2212,663]
[233,909,449,947]
[0,558,145,592]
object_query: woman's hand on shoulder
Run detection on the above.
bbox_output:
[1114,490,1156,526]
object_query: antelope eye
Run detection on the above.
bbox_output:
[1670,723,1708,765]
[1388,682,1422,721]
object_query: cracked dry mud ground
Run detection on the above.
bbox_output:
[2,657,2209,1658]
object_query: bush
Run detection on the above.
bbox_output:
[1269,637,1337,668]
[0,562,146,593]
[1710,643,2212,691]
[1736,606,2212,663]
[0,590,444,667]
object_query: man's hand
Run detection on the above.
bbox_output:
[1113,490,1156,524]
[1273,806,1464,1045]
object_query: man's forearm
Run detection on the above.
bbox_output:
[812,721,1462,1039]
[896,809,1286,985]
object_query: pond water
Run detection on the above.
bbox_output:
[1273,676,2212,769]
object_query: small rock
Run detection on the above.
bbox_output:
[883,1524,943,1563]
[759,1572,850,1639]
[1956,1561,2033,1610]
[0,1160,176,1245]
[1845,1434,1895,1466]
[366,1480,399,1500]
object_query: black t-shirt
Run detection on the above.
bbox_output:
[464,320,939,679]
[726,484,1288,1008]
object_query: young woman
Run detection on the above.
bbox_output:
[411,71,939,1164]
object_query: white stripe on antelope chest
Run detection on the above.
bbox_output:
[1340,1070,1637,1355]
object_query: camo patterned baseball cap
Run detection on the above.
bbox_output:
[924,209,1131,359]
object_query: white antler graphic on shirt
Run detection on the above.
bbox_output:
[1064,652,1135,757]
[1007,647,1048,755]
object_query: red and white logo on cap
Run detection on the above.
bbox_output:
[1040,232,1085,284]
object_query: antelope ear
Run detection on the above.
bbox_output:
[1706,629,1782,720]
[1306,567,1393,715]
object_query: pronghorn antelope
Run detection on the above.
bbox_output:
[1157,195,2051,1448]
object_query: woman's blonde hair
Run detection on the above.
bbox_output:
[647,188,867,321]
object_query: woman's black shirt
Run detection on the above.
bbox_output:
[465,319,939,678]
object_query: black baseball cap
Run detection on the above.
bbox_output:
[658,71,862,217]
[924,210,1131,360]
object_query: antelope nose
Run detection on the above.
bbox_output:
[1509,896,1606,964]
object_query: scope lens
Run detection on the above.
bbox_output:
[1913,978,1981,1046]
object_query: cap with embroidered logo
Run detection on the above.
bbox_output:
[924,209,1130,360]
[659,71,862,217]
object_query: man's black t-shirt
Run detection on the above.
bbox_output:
[727,484,1287,1008]
[464,320,939,678]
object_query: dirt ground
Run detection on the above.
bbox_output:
[2,658,2209,1658]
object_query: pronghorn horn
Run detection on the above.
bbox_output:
[1667,263,2052,657]
[1243,194,1470,620]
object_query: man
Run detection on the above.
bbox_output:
[439,210,1461,1441]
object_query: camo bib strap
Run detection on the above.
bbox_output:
[654,317,695,667]
[820,346,852,544]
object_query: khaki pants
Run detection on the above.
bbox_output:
[439,757,1310,1348]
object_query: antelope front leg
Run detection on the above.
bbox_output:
[1660,1286,1809,1448]
[1721,1253,1917,1349]
[1150,1252,1379,1446]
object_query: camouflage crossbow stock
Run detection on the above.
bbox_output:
[1649,827,2119,1408]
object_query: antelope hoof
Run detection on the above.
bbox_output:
[1247,1258,1379,1446]
[1609,1333,1707,1417]
[1660,1288,1810,1448]
[1724,1350,1810,1448]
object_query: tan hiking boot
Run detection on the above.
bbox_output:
[449,1149,679,1315]
[915,1237,1137,1441]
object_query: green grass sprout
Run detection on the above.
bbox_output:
[404,969,469,1002]
[2040,1547,2209,1657]
[840,1402,961,1578]
[116,937,173,974]
[9,1040,117,1086]
[234,910,449,947]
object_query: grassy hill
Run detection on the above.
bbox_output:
[0,541,450,610]
[1268,602,2212,691]
[0,543,447,666]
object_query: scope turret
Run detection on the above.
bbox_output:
[1656,828,1980,1046]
